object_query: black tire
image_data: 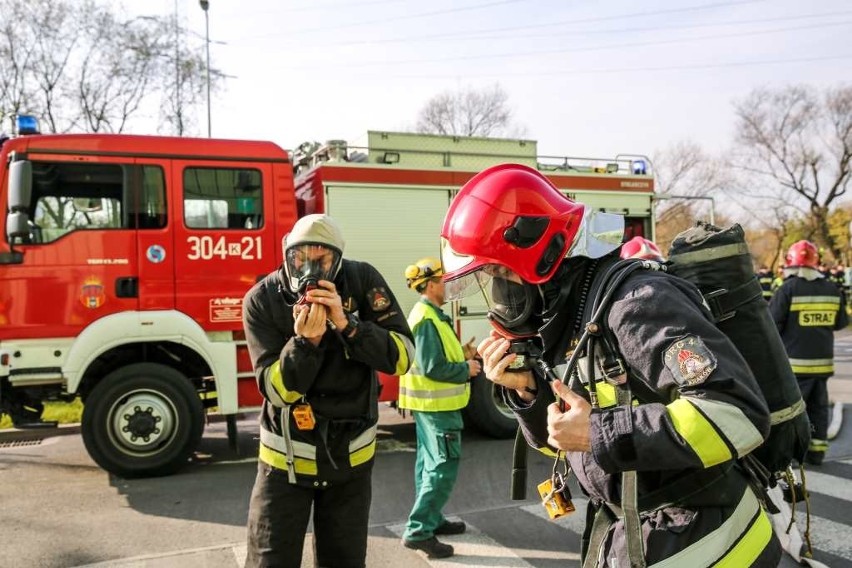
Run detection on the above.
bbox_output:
[81,363,204,478]
[462,371,517,439]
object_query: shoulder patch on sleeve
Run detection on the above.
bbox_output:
[663,335,717,387]
[367,287,392,311]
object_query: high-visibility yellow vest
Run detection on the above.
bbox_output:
[399,301,470,411]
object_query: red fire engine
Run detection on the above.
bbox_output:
[0,120,654,477]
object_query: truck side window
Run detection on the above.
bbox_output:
[183,167,263,230]
[29,161,127,244]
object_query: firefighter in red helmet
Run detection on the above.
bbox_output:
[441,164,780,567]
[619,236,664,262]
[770,240,847,465]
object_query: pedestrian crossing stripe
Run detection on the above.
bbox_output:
[387,518,581,566]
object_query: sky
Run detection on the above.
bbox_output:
[118,0,852,161]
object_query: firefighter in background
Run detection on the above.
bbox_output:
[242,214,414,568]
[619,235,665,262]
[771,265,786,294]
[756,265,774,301]
[441,164,780,567]
[769,240,848,466]
[398,258,481,559]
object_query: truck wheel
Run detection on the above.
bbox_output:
[82,363,204,478]
[463,372,517,439]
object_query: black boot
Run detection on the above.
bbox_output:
[402,536,454,559]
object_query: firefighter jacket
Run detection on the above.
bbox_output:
[398,299,470,412]
[243,260,414,486]
[756,269,774,300]
[508,260,780,567]
[769,272,848,378]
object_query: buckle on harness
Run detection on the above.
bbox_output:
[703,288,735,322]
[599,358,627,385]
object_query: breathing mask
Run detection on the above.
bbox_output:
[444,264,544,371]
[285,243,342,301]
[282,214,346,302]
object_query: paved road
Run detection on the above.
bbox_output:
[4,331,852,568]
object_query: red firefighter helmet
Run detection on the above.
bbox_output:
[620,236,664,261]
[785,240,819,269]
[440,163,624,300]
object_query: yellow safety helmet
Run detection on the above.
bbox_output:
[405,257,444,291]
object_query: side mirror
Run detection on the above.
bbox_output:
[8,160,32,211]
[6,211,30,240]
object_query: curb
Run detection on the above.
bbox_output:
[0,423,80,443]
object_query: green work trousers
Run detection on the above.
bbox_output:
[402,409,463,541]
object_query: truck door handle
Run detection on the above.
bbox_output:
[115,277,139,298]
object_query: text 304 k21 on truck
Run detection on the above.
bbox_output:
[0,119,655,477]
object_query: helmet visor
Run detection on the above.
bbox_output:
[444,264,540,338]
[284,243,342,293]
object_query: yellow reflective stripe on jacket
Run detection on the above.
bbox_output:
[390,331,414,376]
[349,424,378,467]
[666,398,732,467]
[789,357,834,375]
[264,361,303,405]
[651,487,771,568]
[687,397,763,457]
[258,426,318,475]
[258,424,378,474]
[399,302,470,411]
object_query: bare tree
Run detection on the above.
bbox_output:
[0,0,221,136]
[732,84,852,259]
[651,141,728,250]
[415,84,522,137]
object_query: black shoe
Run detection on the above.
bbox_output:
[402,537,454,559]
[434,520,466,535]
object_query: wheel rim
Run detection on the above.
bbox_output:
[107,388,179,456]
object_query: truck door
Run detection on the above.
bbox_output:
[171,160,275,331]
[131,159,174,310]
[5,155,148,339]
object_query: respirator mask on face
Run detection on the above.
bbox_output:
[444,264,544,372]
[488,274,544,372]
[284,243,342,302]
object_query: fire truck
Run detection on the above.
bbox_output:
[0,119,655,477]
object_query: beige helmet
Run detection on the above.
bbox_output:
[405,257,444,291]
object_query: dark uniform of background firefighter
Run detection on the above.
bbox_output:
[769,240,848,466]
[440,164,781,567]
[398,257,481,559]
[242,214,414,568]
[757,265,774,301]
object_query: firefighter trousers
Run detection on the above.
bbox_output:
[403,409,463,541]
[798,376,830,459]
[245,461,372,568]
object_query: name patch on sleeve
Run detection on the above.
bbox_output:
[664,335,717,387]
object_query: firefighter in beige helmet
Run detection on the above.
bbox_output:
[398,257,481,559]
[242,214,414,568]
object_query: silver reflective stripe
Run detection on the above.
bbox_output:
[649,487,761,568]
[260,423,317,459]
[398,384,468,400]
[687,397,763,457]
[349,424,377,453]
[669,243,749,265]
[791,296,841,305]
[770,398,806,426]
[789,358,834,366]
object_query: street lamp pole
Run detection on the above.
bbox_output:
[199,0,211,138]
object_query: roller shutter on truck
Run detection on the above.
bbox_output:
[324,184,453,317]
